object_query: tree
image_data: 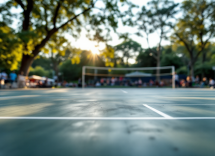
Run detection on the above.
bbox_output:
[46,35,82,80]
[160,46,184,70]
[135,46,184,73]
[0,23,22,70]
[171,0,215,78]
[29,66,52,78]
[114,39,143,66]
[136,0,178,81]
[135,48,157,68]
[1,0,135,76]
[31,56,52,70]
[60,50,107,81]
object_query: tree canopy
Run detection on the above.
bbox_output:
[114,39,143,66]
[171,0,215,77]
[0,0,136,75]
[1,0,215,81]
[0,23,22,70]
[136,0,179,80]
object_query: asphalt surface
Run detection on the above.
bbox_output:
[0,88,215,156]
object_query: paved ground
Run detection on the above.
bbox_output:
[0,88,215,156]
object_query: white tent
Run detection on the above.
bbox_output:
[29,75,54,82]
[125,71,152,77]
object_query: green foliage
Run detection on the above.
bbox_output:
[31,57,52,70]
[176,66,188,75]
[136,0,179,78]
[136,49,157,67]
[171,0,215,77]
[29,66,52,78]
[114,39,142,66]
[161,54,184,70]
[0,23,22,70]
[59,50,107,81]
[101,45,115,67]
[0,0,136,75]
[1,0,215,79]
[136,0,178,46]
[59,60,82,81]
[195,62,215,78]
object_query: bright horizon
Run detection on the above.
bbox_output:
[1,0,183,64]
[65,0,183,64]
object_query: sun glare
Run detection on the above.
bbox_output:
[91,46,100,55]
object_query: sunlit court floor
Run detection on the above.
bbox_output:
[0,88,215,156]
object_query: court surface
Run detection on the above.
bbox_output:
[0,88,215,156]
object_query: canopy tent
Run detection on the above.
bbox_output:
[28,75,54,82]
[125,71,152,77]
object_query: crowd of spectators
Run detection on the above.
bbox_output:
[86,77,172,88]
[84,73,215,88]
[174,73,215,88]
[0,70,54,89]
[1,69,214,89]
[0,70,26,89]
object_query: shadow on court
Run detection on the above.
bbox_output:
[0,89,215,156]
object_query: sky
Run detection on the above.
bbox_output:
[1,0,183,64]
[65,0,183,63]
[65,0,149,51]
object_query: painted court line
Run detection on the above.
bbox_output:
[1,117,215,120]
[121,90,127,93]
[0,95,40,100]
[156,96,215,100]
[140,104,215,105]
[143,104,173,119]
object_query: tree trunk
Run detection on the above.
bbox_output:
[121,58,124,66]
[156,50,160,82]
[114,58,117,67]
[53,62,59,80]
[202,50,206,63]
[18,28,58,76]
[19,54,35,76]
[156,59,160,82]
[189,52,195,80]
[189,61,194,79]
[126,57,129,67]
[201,51,206,78]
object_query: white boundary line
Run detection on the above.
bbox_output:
[121,90,127,93]
[0,117,215,120]
[143,104,173,119]
[140,104,215,105]
[0,95,39,100]
[155,96,215,100]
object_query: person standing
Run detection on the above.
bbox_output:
[106,78,110,86]
[18,71,26,88]
[149,79,154,87]
[174,72,179,87]
[78,78,82,87]
[43,77,48,88]
[0,70,2,89]
[111,77,115,86]
[186,76,192,87]
[100,78,104,86]
[195,75,199,85]
[1,71,8,81]
[10,71,17,83]
[138,78,142,87]
[209,78,214,88]
[9,71,17,88]
[1,71,8,88]
[201,77,207,88]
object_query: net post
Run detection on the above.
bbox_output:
[82,66,85,88]
[94,69,97,81]
[172,66,175,89]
